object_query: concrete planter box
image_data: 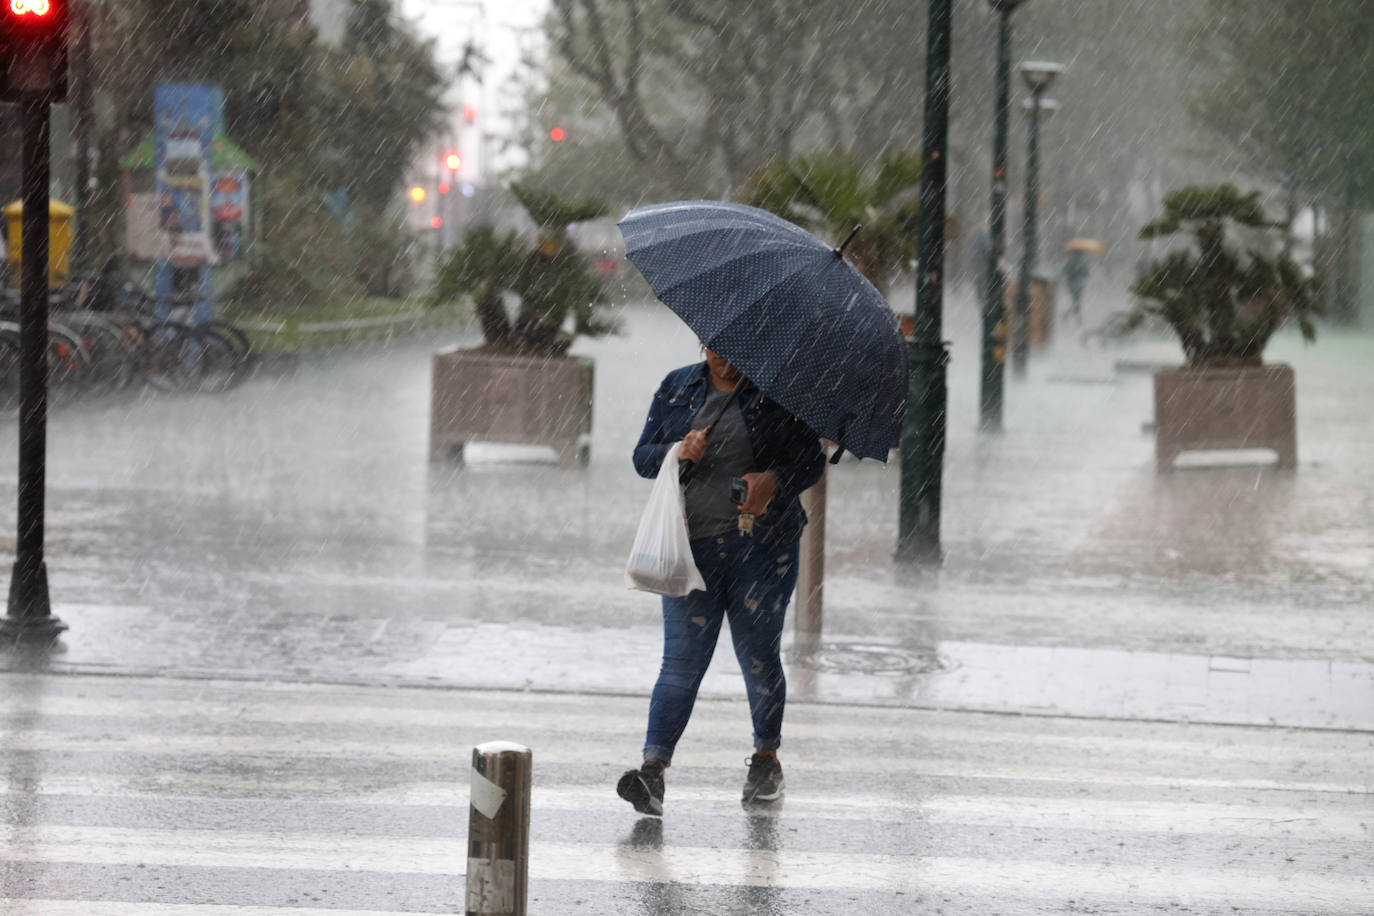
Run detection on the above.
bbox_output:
[430,348,594,466]
[1153,363,1296,471]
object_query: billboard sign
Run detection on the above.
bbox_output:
[153,84,217,265]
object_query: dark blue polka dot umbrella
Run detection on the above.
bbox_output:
[618,200,908,461]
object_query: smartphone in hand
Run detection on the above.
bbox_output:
[729,477,748,506]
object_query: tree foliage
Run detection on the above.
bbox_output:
[527,0,1218,270]
[737,150,922,294]
[84,0,446,303]
[537,0,926,197]
[1186,0,1374,208]
[1117,185,1321,366]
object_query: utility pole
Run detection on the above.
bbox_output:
[1,0,70,647]
[897,0,952,565]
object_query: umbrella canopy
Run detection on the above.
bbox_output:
[618,200,908,461]
[1065,237,1106,253]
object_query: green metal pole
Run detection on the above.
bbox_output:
[3,95,64,648]
[1011,86,1043,379]
[980,5,1016,431]
[897,0,952,565]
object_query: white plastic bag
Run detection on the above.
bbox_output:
[624,442,706,596]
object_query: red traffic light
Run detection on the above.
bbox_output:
[438,182,450,195]
[431,216,444,229]
[462,105,477,122]
[550,127,566,142]
[4,0,61,30]
[1,0,68,100]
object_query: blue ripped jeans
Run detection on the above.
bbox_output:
[643,531,801,764]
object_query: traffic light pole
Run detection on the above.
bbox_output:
[980,5,1016,431]
[897,0,951,566]
[3,93,64,647]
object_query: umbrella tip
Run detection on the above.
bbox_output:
[835,225,861,258]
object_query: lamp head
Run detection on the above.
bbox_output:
[1018,60,1064,91]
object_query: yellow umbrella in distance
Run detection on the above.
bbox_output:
[1065,237,1106,253]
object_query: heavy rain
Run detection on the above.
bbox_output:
[0,1,1370,914]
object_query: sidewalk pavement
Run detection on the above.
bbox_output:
[1,291,1371,733]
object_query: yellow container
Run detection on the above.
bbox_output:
[4,198,75,287]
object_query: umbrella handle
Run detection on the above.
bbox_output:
[676,384,743,483]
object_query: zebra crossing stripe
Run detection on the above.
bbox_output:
[1,825,1368,909]
[2,674,1363,764]
[0,904,445,916]
[0,728,1361,794]
[1,778,1366,837]
[920,795,1373,837]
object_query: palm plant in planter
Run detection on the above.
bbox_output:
[737,149,923,296]
[1115,185,1322,469]
[433,182,615,356]
[428,184,616,466]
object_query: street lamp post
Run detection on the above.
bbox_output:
[897,0,952,565]
[980,0,1027,432]
[1010,61,1063,380]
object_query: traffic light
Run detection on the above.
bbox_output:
[409,186,427,203]
[431,216,443,229]
[462,105,477,123]
[438,182,450,195]
[0,0,68,101]
[444,152,461,172]
[549,127,566,142]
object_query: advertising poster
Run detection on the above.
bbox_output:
[154,84,217,266]
[212,172,249,263]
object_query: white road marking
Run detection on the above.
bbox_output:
[2,673,1363,765]
[2,778,1368,837]
[0,904,449,916]
[0,728,1363,794]
[0,825,1367,910]
[921,795,1374,837]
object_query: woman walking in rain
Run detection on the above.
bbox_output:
[617,347,825,815]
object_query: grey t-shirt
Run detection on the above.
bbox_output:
[683,384,754,539]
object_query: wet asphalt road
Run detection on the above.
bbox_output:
[0,288,1371,912]
[1,672,1369,914]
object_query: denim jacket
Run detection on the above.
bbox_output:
[633,362,826,547]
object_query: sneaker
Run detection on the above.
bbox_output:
[617,761,665,816]
[742,753,784,803]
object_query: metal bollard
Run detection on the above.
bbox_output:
[466,741,532,916]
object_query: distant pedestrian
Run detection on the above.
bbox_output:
[1061,248,1091,324]
[617,346,824,816]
